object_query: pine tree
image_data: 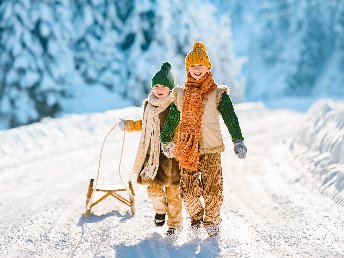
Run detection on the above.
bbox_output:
[240,0,298,100]
[286,4,326,96]
[337,2,344,76]
[256,0,294,65]
[71,0,122,91]
[71,0,160,105]
[115,0,160,104]
[0,0,75,128]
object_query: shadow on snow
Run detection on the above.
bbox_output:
[113,232,221,258]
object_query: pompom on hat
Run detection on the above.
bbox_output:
[185,41,212,71]
[151,62,175,89]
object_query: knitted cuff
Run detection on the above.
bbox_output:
[125,120,143,132]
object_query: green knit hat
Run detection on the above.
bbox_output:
[151,62,175,89]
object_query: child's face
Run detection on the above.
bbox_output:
[188,64,209,80]
[153,84,170,99]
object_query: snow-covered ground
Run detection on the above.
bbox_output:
[0,101,343,257]
[292,100,344,206]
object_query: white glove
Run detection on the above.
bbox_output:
[161,142,176,158]
[119,118,126,131]
[234,140,247,159]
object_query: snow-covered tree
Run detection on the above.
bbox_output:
[71,0,162,104]
[80,0,245,104]
[114,0,161,104]
[286,4,326,96]
[71,0,122,91]
[0,0,76,128]
[337,2,344,80]
[0,0,243,129]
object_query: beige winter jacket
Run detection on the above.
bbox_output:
[125,101,181,186]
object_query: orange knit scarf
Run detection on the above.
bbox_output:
[173,72,217,170]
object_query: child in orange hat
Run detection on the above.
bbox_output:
[160,42,247,237]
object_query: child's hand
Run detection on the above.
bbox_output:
[234,140,247,159]
[119,118,126,131]
[161,142,175,158]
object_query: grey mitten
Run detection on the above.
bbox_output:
[119,117,126,131]
[161,142,176,158]
[234,140,247,159]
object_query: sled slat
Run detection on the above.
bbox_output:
[111,192,131,206]
[84,179,135,216]
[90,192,113,208]
[94,184,127,191]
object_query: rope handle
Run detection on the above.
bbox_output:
[86,121,129,211]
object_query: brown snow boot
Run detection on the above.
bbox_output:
[191,219,203,230]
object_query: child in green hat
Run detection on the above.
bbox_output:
[119,62,182,235]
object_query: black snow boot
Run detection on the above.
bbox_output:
[154,213,166,227]
[191,219,203,230]
[166,228,176,235]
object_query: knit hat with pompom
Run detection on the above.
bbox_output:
[185,41,212,71]
[151,62,175,89]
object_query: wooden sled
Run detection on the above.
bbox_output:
[84,179,135,217]
[83,123,136,217]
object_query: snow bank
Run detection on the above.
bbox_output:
[292,100,344,206]
[0,107,141,170]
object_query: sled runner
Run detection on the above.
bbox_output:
[83,122,135,217]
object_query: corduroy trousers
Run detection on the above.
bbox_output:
[180,153,223,226]
[147,182,183,228]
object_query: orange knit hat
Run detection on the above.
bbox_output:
[185,41,212,71]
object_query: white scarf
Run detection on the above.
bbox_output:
[132,92,173,180]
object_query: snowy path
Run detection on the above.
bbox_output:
[0,104,343,257]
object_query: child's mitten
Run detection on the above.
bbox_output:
[161,142,176,158]
[119,118,126,131]
[234,140,247,159]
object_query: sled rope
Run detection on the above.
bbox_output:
[118,129,128,191]
[86,122,129,211]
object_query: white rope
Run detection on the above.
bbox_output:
[118,129,130,192]
[86,122,129,211]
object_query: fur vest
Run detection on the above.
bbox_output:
[173,85,228,154]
